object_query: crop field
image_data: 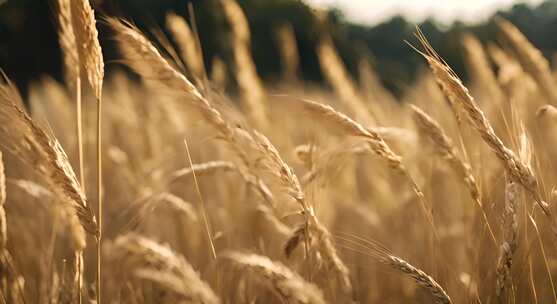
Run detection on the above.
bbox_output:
[0,0,556,303]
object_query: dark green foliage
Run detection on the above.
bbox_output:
[1,0,556,96]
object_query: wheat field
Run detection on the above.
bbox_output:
[0,0,556,303]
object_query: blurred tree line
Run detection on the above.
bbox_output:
[0,0,556,96]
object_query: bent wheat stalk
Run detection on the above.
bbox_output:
[336,235,452,304]
[220,251,326,304]
[496,18,557,103]
[108,18,273,204]
[411,104,497,245]
[251,130,352,293]
[111,234,220,304]
[299,98,435,232]
[0,74,95,303]
[0,74,97,236]
[220,0,268,127]
[166,12,205,85]
[414,29,550,218]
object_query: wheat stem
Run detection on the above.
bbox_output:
[183,139,217,260]
[96,96,103,304]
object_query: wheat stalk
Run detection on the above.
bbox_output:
[461,34,505,107]
[168,161,237,184]
[55,0,86,203]
[220,0,268,127]
[317,35,376,124]
[70,1,104,301]
[0,151,6,252]
[166,12,205,84]
[109,18,273,204]
[275,23,299,82]
[54,4,86,299]
[496,18,557,103]
[246,129,351,292]
[55,0,79,89]
[411,104,497,244]
[298,98,434,230]
[0,74,97,237]
[386,256,452,304]
[70,0,104,101]
[496,181,520,298]
[167,160,273,205]
[411,105,479,201]
[300,99,402,171]
[414,29,550,218]
[124,192,199,231]
[111,234,220,304]
[249,130,352,292]
[220,251,326,304]
[0,75,94,303]
[337,235,451,304]
[251,130,305,207]
[210,56,228,89]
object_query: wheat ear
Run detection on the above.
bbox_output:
[111,234,220,304]
[220,251,326,304]
[496,18,557,103]
[338,236,451,304]
[250,130,352,292]
[108,17,272,204]
[220,0,268,127]
[411,104,497,244]
[386,256,452,304]
[54,3,85,299]
[414,29,550,218]
[0,74,97,237]
[317,35,376,124]
[166,12,205,84]
[298,98,435,231]
[70,1,104,301]
[496,181,520,298]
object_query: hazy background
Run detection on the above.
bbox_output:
[306,0,544,25]
[0,0,555,96]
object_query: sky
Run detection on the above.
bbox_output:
[305,0,544,25]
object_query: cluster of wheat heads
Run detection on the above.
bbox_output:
[1,1,557,303]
